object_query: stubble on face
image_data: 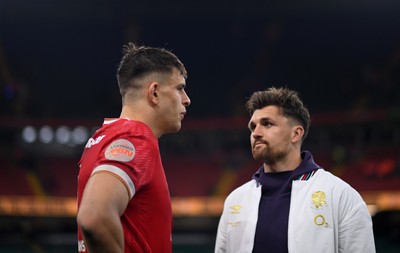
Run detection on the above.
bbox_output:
[249,107,293,165]
[251,139,288,165]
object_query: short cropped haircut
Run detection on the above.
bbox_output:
[117,42,187,96]
[246,87,310,141]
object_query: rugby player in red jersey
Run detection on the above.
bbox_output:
[77,42,190,253]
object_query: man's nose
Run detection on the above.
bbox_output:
[182,91,191,106]
[252,125,262,138]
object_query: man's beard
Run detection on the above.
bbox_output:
[252,145,286,164]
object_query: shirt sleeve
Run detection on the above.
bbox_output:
[94,133,157,200]
[338,187,376,253]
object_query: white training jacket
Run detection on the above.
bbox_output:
[215,169,376,253]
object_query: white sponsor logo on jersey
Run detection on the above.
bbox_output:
[78,240,86,252]
[85,135,106,148]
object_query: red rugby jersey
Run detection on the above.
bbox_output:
[77,118,172,253]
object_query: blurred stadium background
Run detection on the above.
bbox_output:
[1,0,400,252]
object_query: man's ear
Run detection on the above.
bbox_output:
[292,125,304,143]
[148,82,159,105]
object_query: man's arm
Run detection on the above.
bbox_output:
[215,204,228,253]
[338,188,376,253]
[77,171,130,253]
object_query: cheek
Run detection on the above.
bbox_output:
[170,95,180,106]
[277,132,292,146]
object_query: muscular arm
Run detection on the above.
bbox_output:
[77,171,130,253]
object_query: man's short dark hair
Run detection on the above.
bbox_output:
[246,87,310,141]
[117,42,187,96]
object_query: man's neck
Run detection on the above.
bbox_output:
[263,152,302,173]
[120,104,160,138]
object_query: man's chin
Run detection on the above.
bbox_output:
[253,152,274,163]
[252,153,265,162]
[165,124,182,134]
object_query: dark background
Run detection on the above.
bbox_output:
[2,0,400,119]
[1,1,400,252]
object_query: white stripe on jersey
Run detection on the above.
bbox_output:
[91,164,135,199]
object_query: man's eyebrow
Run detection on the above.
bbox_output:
[254,117,273,123]
[260,117,274,123]
[248,117,274,127]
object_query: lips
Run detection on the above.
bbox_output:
[253,141,266,149]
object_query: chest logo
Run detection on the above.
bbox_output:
[230,205,242,214]
[312,191,326,209]
[314,214,328,227]
[105,139,135,162]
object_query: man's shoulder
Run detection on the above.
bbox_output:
[105,118,151,133]
[313,169,363,201]
[314,169,351,188]
[102,119,156,143]
[225,180,259,201]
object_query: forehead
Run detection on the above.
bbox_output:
[153,68,185,89]
[250,105,282,121]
